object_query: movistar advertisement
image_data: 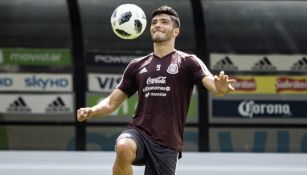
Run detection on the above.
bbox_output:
[86,92,198,123]
[0,73,72,92]
[209,94,307,124]
[0,48,71,65]
[0,94,74,114]
[230,75,307,94]
[209,128,307,152]
[210,53,307,72]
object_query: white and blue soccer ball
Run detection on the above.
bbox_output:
[111,4,147,40]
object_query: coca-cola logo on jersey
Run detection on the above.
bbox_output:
[276,77,307,93]
[232,78,256,91]
[144,76,169,98]
[146,76,167,85]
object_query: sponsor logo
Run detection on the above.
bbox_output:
[10,52,61,62]
[144,76,169,97]
[276,77,307,93]
[0,73,72,92]
[94,55,134,64]
[232,78,256,91]
[146,76,167,85]
[238,100,291,118]
[211,53,307,72]
[6,97,31,114]
[252,57,277,71]
[88,74,122,92]
[0,48,71,65]
[143,85,170,98]
[145,92,167,97]
[291,57,307,72]
[96,76,121,90]
[166,64,178,74]
[139,67,148,74]
[143,86,170,92]
[213,56,238,71]
[24,76,69,90]
[230,76,307,94]
[45,97,70,113]
[0,77,13,87]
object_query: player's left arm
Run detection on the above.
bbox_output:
[202,71,236,96]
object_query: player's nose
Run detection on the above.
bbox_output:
[153,24,162,31]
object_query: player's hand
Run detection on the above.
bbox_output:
[214,71,236,96]
[77,107,93,122]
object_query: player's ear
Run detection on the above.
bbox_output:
[173,28,180,37]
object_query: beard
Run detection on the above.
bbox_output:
[152,36,166,43]
[151,31,172,43]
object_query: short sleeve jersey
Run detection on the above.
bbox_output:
[117,50,212,152]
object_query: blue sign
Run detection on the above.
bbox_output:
[212,99,307,119]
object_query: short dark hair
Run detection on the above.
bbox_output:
[152,6,180,28]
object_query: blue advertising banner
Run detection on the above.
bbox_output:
[209,94,307,124]
[212,99,307,119]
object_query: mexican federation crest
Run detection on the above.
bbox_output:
[167,63,178,74]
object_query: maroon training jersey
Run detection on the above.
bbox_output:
[117,50,212,152]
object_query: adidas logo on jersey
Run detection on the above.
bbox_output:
[291,57,307,72]
[6,97,31,114]
[139,67,148,74]
[251,57,276,71]
[45,97,70,113]
[213,56,238,71]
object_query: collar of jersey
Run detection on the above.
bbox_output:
[153,50,177,59]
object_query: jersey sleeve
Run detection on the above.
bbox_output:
[188,55,212,86]
[116,60,138,97]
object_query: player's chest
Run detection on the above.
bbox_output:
[136,61,184,85]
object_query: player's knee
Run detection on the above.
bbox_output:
[115,139,136,162]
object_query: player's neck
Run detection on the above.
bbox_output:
[153,41,175,58]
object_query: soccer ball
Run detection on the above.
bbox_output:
[110,4,147,40]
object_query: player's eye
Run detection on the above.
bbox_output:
[151,20,157,25]
[161,19,171,25]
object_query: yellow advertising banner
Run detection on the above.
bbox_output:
[230,76,307,94]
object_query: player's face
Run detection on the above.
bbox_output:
[150,14,178,42]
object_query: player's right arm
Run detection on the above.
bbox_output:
[77,57,138,122]
[77,89,128,122]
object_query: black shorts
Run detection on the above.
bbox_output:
[116,128,178,175]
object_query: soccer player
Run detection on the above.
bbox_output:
[77,5,235,175]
